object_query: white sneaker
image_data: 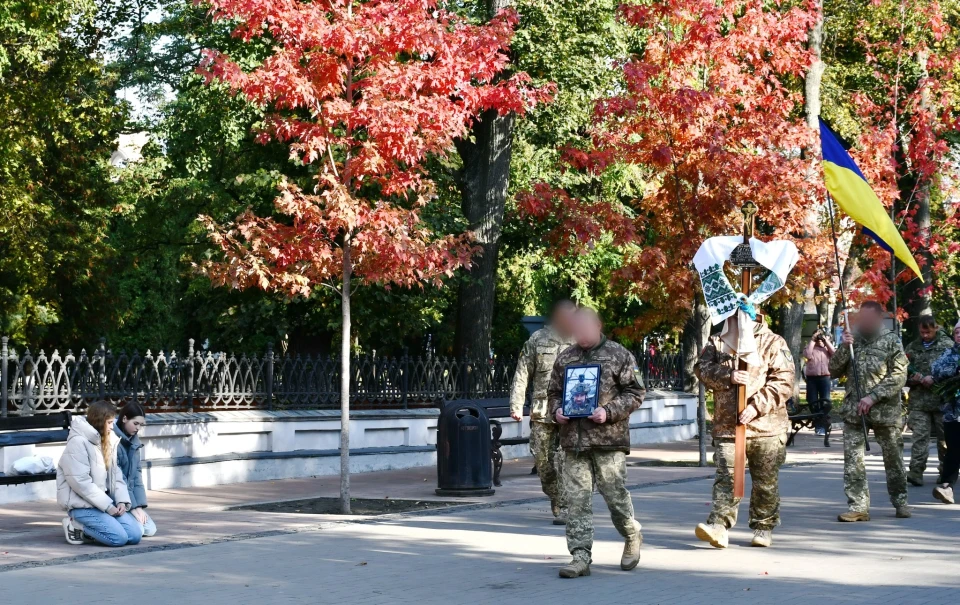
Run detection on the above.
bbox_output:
[695,522,729,549]
[933,484,955,505]
[62,517,84,545]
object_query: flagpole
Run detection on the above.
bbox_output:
[827,193,871,451]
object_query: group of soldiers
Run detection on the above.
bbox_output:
[509,298,959,579]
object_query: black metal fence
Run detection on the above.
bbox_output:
[0,337,683,416]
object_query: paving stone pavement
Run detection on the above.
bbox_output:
[2,454,957,605]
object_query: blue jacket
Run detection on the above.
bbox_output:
[113,420,148,509]
[932,344,960,423]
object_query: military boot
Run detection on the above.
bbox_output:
[750,529,773,547]
[932,483,955,505]
[620,520,642,571]
[837,511,870,522]
[907,473,924,487]
[895,505,912,518]
[695,522,728,549]
[558,558,591,578]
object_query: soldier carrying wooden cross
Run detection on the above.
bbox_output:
[691,202,798,548]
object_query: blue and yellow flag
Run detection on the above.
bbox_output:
[820,119,922,280]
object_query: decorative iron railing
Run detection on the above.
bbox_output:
[0,337,683,416]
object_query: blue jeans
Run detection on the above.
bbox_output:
[70,509,143,547]
[140,510,157,537]
[805,375,832,431]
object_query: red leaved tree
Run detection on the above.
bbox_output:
[518,0,832,337]
[825,0,960,329]
[197,0,545,513]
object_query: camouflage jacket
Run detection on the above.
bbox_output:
[829,329,908,426]
[547,337,646,453]
[509,327,575,422]
[695,321,793,439]
[931,344,960,422]
[904,332,955,412]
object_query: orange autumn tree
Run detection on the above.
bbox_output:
[822,0,960,328]
[518,0,833,337]
[197,0,545,513]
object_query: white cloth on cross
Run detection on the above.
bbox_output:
[693,236,799,325]
[719,311,762,367]
[694,236,799,367]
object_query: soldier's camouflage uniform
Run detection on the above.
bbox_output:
[695,321,793,530]
[509,326,574,511]
[829,329,909,513]
[904,332,954,483]
[547,337,645,563]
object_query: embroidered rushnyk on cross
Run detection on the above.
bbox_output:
[692,234,799,327]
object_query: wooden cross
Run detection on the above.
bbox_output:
[729,201,758,499]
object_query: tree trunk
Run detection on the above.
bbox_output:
[901,50,934,336]
[453,112,515,359]
[780,300,805,400]
[804,1,825,132]
[780,0,824,381]
[682,294,711,395]
[340,235,352,515]
[832,243,864,329]
[452,0,516,360]
[814,282,831,330]
[681,293,711,466]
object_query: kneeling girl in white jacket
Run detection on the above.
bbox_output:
[57,400,142,546]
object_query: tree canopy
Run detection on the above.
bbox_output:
[2,0,959,356]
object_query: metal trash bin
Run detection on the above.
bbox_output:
[435,402,495,496]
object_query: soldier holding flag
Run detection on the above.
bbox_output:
[818,120,920,521]
[830,302,911,521]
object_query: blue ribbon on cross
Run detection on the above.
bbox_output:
[736,294,757,321]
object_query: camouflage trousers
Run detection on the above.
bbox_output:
[530,421,564,509]
[707,435,786,531]
[843,422,908,512]
[563,449,638,562]
[907,410,946,481]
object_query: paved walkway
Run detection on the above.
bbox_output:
[2,431,957,604]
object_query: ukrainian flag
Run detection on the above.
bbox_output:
[820,119,922,280]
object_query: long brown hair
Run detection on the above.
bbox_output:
[86,400,116,469]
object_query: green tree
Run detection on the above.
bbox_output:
[0,0,129,346]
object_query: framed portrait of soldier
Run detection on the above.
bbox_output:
[562,364,601,418]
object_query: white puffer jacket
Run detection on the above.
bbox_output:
[56,416,130,512]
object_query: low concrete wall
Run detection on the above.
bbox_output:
[1,390,696,504]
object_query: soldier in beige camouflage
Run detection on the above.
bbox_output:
[509,300,576,524]
[547,309,645,578]
[904,316,953,486]
[693,316,793,549]
[829,301,910,521]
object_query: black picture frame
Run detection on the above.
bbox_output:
[561,364,601,418]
